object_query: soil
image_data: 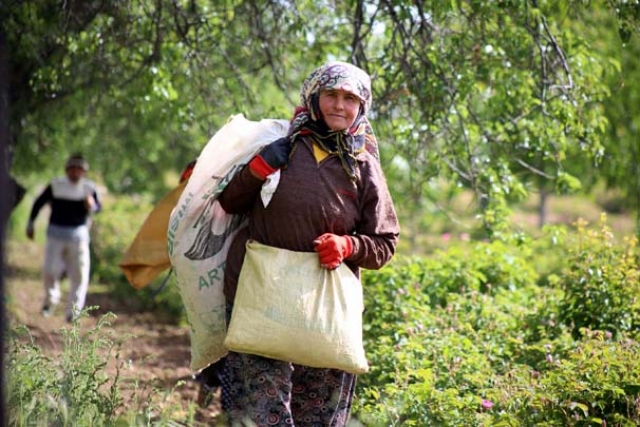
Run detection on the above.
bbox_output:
[4,239,223,425]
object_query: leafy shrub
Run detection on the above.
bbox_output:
[361,239,539,335]
[537,331,640,426]
[356,229,640,426]
[528,224,570,287]
[358,283,543,426]
[558,216,640,338]
[358,241,542,425]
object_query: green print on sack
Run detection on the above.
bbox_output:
[167,191,193,255]
[201,164,242,200]
[198,260,226,291]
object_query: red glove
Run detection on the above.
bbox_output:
[313,233,353,270]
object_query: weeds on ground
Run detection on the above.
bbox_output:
[6,309,198,426]
[8,311,123,426]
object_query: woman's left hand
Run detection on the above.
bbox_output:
[313,233,353,270]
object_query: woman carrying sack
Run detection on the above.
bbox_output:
[218,61,400,426]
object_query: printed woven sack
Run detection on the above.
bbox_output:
[168,114,289,371]
[223,240,369,374]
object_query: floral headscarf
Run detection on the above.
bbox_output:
[288,61,379,180]
[300,61,372,118]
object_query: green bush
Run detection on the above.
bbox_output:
[535,331,640,426]
[558,216,640,338]
[358,240,543,426]
[356,226,640,426]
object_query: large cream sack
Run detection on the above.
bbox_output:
[168,114,289,371]
[224,240,369,374]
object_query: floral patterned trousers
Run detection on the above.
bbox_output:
[223,349,357,426]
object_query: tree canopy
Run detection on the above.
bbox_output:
[3,0,639,236]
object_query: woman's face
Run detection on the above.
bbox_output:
[318,89,361,131]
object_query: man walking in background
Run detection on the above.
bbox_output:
[26,154,101,322]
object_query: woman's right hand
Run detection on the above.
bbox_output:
[248,137,292,179]
[314,233,354,270]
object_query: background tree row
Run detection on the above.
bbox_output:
[3,0,639,237]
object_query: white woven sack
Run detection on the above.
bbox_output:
[167,114,289,371]
[224,240,369,374]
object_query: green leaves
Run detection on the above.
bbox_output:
[6,0,639,234]
[356,221,640,425]
[558,216,640,338]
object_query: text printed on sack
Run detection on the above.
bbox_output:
[198,260,226,291]
[167,191,193,256]
[201,164,241,200]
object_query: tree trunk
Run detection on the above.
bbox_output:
[0,24,11,426]
[538,188,548,229]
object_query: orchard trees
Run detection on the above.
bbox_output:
[2,0,637,235]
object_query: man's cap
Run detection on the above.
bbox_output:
[65,154,89,171]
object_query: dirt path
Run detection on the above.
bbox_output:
[5,239,222,425]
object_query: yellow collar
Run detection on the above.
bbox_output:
[312,142,329,163]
